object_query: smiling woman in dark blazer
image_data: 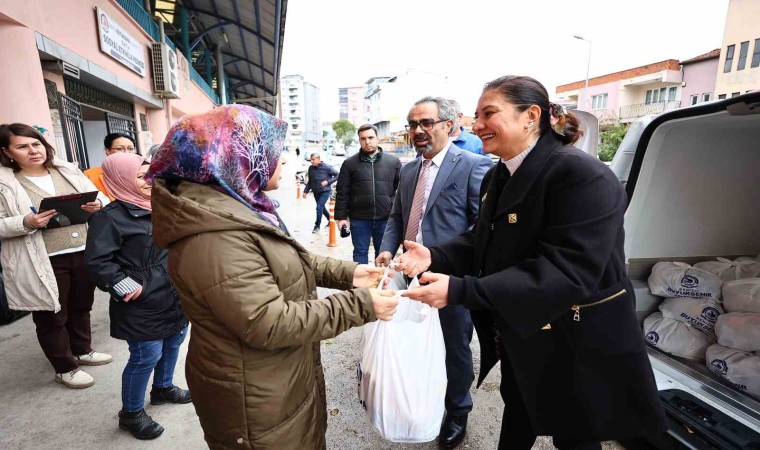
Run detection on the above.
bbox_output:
[397,76,667,450]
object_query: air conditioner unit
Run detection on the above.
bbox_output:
[150,42,180,99]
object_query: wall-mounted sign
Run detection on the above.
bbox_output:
[96,7,146,77]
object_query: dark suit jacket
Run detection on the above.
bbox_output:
[379,144,491,253]
[429,133,667,440]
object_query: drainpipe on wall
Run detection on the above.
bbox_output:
[216,45,227,105]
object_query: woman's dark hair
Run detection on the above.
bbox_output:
[0,123,57,171]
[482,76,583,146]
[103,132,136,149]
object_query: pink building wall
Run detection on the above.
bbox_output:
[681,59,720,105]
[579,81,621,123]
[0,0,216,148]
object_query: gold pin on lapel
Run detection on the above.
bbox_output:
[481,193,488,203]
[541,324,552,330]
[508,213,517,224]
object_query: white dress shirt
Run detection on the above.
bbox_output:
[415,142,451,245]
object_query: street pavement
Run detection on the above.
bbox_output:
[0,151,622,449]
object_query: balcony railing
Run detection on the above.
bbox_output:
[115,0,219,104]
[620,101,681,120]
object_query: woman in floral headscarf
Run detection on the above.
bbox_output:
[147,105,398,449]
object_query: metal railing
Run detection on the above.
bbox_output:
[115,0,219,104]
[620,101,681,120]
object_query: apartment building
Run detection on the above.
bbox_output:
[280,74,321,152]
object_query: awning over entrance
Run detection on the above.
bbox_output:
[148,0,287,114]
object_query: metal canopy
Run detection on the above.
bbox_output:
[155,0,287,114]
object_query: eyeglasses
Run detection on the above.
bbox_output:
[110,146,136,153]
[405,119,447,132]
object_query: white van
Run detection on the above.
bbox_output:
[612,92,760,446]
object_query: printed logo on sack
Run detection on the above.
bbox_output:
[710,359,728,375]
[701,307,720,322]
[680,275,699,288]
[645,331,659,344]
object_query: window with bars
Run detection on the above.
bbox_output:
[752,39,760,68]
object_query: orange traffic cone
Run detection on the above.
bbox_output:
[327,199,337,247]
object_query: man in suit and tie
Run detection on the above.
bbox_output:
[376,96,491,449]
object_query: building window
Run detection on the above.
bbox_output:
[724,44,735,73]
[752,39,760,68]
[731,92,741,98]
[591,93,607,110]
[645,87,677,104]
[737,41,750,70]
[668,86,677,101]
[690,95,699,106]
[702,93,711,102]
[718,94,727,100]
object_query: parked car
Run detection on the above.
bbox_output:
[616,92,760,447]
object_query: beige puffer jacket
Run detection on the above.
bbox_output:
[0,159,107,312]
[151,179,377,450]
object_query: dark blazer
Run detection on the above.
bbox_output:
[380,144,491,252]
[85,201,186,341]
[429,133,667,440]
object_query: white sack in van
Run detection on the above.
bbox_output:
[648,262,723,300]
[722,278,760,314]
[706,344,760,401]
[643,312,715,361]
[658,297,723,337]
[715,313,760,352]
[694,257,760,282]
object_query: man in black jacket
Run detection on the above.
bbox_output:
[302,153,339,233]
[335,124,401,263]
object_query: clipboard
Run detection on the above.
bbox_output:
[38,191,99,228]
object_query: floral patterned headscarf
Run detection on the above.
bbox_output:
[147,105,288,216]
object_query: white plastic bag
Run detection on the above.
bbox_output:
[722,278,760,314]
[715,312,760,352]
[357,271,447,443]
[694,257,760,282]
[643,312,715,361]
[658,297,723,337]
[648,261,723,300]
[706,344,760,401]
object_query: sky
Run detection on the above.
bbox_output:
[280,0,729,121]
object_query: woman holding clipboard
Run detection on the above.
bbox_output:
[0,123,111,389]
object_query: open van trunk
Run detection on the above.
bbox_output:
[621,92,760,446]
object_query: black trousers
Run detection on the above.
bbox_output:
[497,352,601,450]
[31,251,96,373]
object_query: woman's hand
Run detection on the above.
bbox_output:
[24,210,57,228]
[394,241,432,277]
[370,289,398,320]
[403,272,449,309]
[81,200,102,213]
[353,264,386,288]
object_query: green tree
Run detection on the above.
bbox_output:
[598,123,628,162]
[332,119,356,147]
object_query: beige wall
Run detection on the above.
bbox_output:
[715,0,760,97]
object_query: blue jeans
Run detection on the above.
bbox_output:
[349,219,387,264]
[314,190,331,227]
[122,327,187,412]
